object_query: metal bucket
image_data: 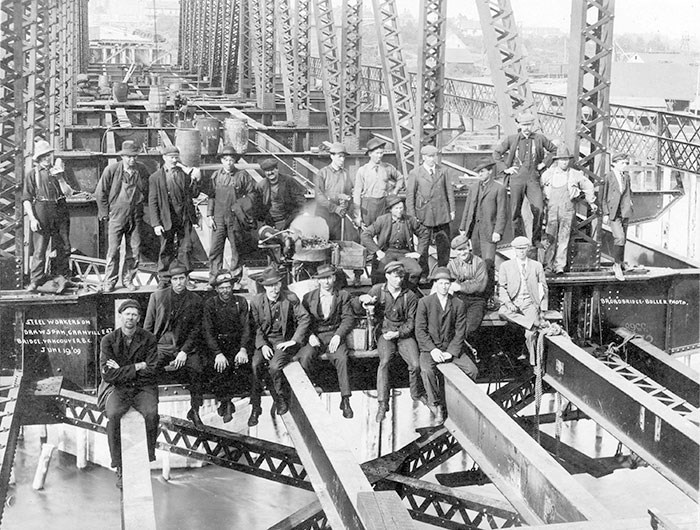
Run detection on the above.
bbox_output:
[112,82,128,102]
[223,118,249,154]
[175,128,201,168]
[195,117,221,155]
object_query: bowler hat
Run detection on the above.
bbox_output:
[420,145,438,156]
[218,145,241,159]
[474,158,496,173]
[384,261,405,276]
[33,139,54,161]
[511,236,531,248]
[517,112,536,125]
[611,152,629,163]
[164,261,190,277]
[553,145,573,160]
[258,266,283,286]
[329,142,348,155]
[431,267,452,281]
[386,195,405,209]
[365,138,386,154]
[118,141,140,156]
[260,158,278,171]
[313,264,336,279]
[451,234,471,250]
[118,299,141,314]
[161,145,180,156]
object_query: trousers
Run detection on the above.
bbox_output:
[376,336,422,403]
[420,352,478,406]
[105,215,141,288]
[296,330,351,396]
[30,201,71,284]
[510,177,544,244]
[250,341,305,406]
[104,386,158,468]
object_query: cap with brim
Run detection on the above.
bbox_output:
[329,142,348,155]
[164,261,190,278]
[431,267,452,281]
[77,74,89,83]
[553,145,573,160]
[161,145,180,156]
[451,234,471,250]
[213,272,234,286]
[517,112,536,125]
[511,236,531,248]
[33,140,54,161]
[313,264,336,279]
[258,266,283,286]
[118,299,141,314]
[420,145,438,156]
[384,261,405,275]
[260,158,278,171]
[218,145,240,159]
[612,152,629,162]
[474,158,496,172]
[118,141,140,156]
[365,138,386,154]
[386,195,405,209]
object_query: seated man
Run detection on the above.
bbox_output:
[297,264,355,419]
[416,268,478,424]
[447,235,489,340]
[202,269,252,423]
[498,236,549,363]
[249,266,311,425]
[359,261,427,422]
[360,195,428,285]
[98,300,159,489]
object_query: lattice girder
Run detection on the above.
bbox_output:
[311,0,342,140]
[261,0,276,101]
[248,0,264,105]
[294,0,311,113]
[236,0,252,97]
[275,0,297,121]
[340,0,363,145]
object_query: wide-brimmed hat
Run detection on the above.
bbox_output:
[386,195,405,209]
[420,145,438,156]
[161,145,180,156]
[313,264,336,279]
[118,299,141,314]
[431,267,452,281]
[611,152,629,163]
[33,140,54,161]
[553,145,574,160]
[329,142,348,155]
[384,261,405,276]
[260,158,278,171]
[365,138,386,154]
[164,261,190,277]
[511,236,531,249]
[118,141,140,156]
[451,234,471,250]
[218,145,241,159]
[258,266,283,286]
[517,112,536,125]
[474,158,496,173]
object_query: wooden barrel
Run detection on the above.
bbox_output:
[224,118,249,154]
[175,128,201,168]
[112,82,128,102]
[195,117,221,155]
[98,74,110,90]
[147,86,168,111]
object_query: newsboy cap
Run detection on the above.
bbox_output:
[384,261,405,275]
[260,158,278,171]
[365,138,386,154]
[118,299,141,314]
[420,145,438,156]
[161,145,180,156]
[451,234,471,250]
[329,142,348,155]
[511,236,531,249]
[431,267,452,281]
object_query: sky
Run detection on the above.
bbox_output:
[396,0,700,37]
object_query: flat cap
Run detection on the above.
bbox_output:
[517,112,536,125]
[365,137,386,154]
[451,234,471,250]
[260,158,278,171]
[386,195,405,209]
[218,144,241,158]
[329,142,348,155]
[431,267,452,281]
[118,299,141,313]
[474,157,496,172]
[161,145,180,156]
[384,261,406,275]
[164,261,190,277]
[511,236,531,248]
[420,145,438,156]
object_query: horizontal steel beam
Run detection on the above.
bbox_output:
[544,335,700,500]
[439,363,612,525]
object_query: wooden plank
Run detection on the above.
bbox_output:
[120,409,156,530]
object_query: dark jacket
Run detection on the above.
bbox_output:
[493,132,557,179]
[256,174,306,227]
[250,291,311,348]
[406,165,455,227]
[602,170,633,220]
[148,166,200,230]
[459,178,508,238]
[97,327,159,409]
[202,294,251,359]
[95,160,150,220]
[366,283,418,339]
[360,213,429,255]
[143,288,202,356]
[302,288,355,339]
[415,293,468,357]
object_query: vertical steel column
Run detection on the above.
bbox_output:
[415,0,446,155]
[312,0,342,140]
[201,0,214,82]
[341,0,362,149]
[474,0,536,135]
[276,0,296,120]
[248,0,264,105]
[220,0,238,94]
[193,0,205,77]
[260,0,276,109]
[78,0,89,72]
[371,0,416,174]
[181,0,195,71]
[46,2,61,146]
[564,0,615,271]
[177,0,185,66]
[294,0,311,124]
[24,0,47,151]
[236,0,252,97]
[209,0,225,88]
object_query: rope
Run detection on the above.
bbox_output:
[534,330,545,443]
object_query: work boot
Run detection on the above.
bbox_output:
[340,397,353,419]
[275,398,289,416]
[217,402,226,417]
[115,467,123,490]
[429,404,444,425]
[222,401,235,423]
[187,407,204,428]
[612,263,625,282]
[248,405,262,427]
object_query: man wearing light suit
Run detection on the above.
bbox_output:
[498,236,549,363]
[602,152,633,281]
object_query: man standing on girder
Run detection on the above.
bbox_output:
[257,158,306,230]
[353,138,405,228]
[406,145,455,277]
[602,152,633,281]
[95,140,150,293]
[493,112,557,250]
[314,142,356,241]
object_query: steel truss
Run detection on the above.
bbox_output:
[237,0,252,97]
[341,0,363,147]
[312,0,342,140]
[371,0,416,174]
[208,0,225,88]
[414,0,447,152]
[248,0,264,105]
[0,373,24,525]
[564,0,616,270]
[261,0,276,108]
[221,0,240,94]
[276,0,297,121]
[293,0,311,118]
[474,0,536,135]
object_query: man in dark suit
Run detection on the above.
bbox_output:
[406,145,456,274]
[602,152,633,281]
[98,299,159,489]
[256,158,306,230]
[249,266,311,425]
[416,267,478,424]
[297,264,355,418]
[498,236,549,363]
[493,112,557,247]
[149,145,202,276]
[95,140,150,292]
[459,158,507,301]
[144,261,205,427]
[361,195,429,285]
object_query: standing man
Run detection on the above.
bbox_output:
[257,158,306,230]
[207,145,257,286]
[416,267,478,424]
[95,140,150,292]
[249,267,310,425]
[493,112,557,248]
[144,262,205,427]
[360,195,428,285]
[359,261,426,422]
[98,300,159,489]
[149,145,202,277]
[447,235,489,339]
[353,138,404,228]
[202,269,251,423]
[498,236,549,363]
[459,158,507,302]
[602,152,633,281]
[406,145,455,274]
[297,264,355,419]
[23,139,74,291]
[541,145,597,274]
[314,142,355,241]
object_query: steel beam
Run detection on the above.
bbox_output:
[312,0,342,140]
[283,361,414,529]
[341,0,363,147]
[248,0,264,105]
[276,0,296,121]
[294,0,311,119]
[0,373,24,525]
[439,363,612,525]
[261,0,276,108]
[543,335,700,500]
[208,0,225,88]
[236,0,252,97]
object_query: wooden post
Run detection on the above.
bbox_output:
[120,409,157,530]
[76,427,88,469]
[32,443,56,490]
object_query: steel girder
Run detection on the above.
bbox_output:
[0,373,24,525]
[294,0,311,116]
[474,0,537,135]
[564,0,616,270]
[179,0,194,70]
[276,0,297,121]
[414,0,447,153]
[237,0,252,97]
[341,0,363,147]
[371,0,416,175]
[208,0,226,88]
[312,0,342,140]
[248,0,265,105]
[221,0,241,94]
[260,0,276,108]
